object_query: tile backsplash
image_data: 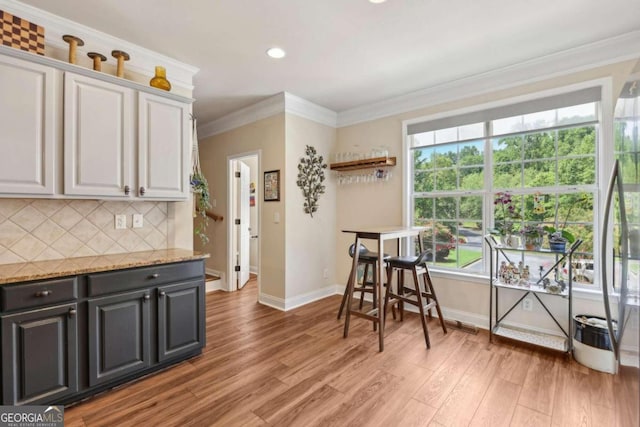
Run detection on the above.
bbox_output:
[0,199,168,265]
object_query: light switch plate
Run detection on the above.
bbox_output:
[132,214,143,228]
[115,214,126,229]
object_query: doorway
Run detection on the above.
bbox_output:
[228,152,260,293]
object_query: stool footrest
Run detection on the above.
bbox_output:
[386,294,437,312]
[348,308,379,323]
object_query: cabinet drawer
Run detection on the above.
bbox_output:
[0,277,78,312]
[87,260,204,296]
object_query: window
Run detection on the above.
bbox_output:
[407,88,601,286]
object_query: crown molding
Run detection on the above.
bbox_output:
[198,92,338,139]
[198,93,286,139]
[284,93,337,128]
[0,0,199,91]
[337,30,640,128]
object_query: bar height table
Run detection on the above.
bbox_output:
[342,226,424,352]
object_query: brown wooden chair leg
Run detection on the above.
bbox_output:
[398,271,405,322]
[337,272,352,320]
[420,272,434,319]
[384,264,397,322]
[424,269,447,334]
[372,264,377,332]
[413,268,431,349]
[359,263,369,310]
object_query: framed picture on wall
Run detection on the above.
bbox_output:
[264,170,280,201]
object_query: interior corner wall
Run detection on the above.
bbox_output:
[335,58,640,331]
[284,114,337,306]
[197,114,286,299]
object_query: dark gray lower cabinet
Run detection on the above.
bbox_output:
[158,280,205,362]
[1,303,78,405]
[1,259,205,405]
[88,290,151,386]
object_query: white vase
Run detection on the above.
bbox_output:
[501,234,519,248]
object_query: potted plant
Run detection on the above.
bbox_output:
[543,193,590,252]
[520,224,545,250]
[490,192,521,247]
[191,171,211,245]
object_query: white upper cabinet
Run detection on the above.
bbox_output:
[64,72,134,198]
[0,55,56,195]
[138,92,189,200]
[0,47,192,201]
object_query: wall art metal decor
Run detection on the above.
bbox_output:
[296,145,327,217]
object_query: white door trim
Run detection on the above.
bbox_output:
[226,150,261,297]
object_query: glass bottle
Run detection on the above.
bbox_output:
[150,66,171,91]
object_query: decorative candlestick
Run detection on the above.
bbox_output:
[111,50,130,78]
[62,35,84,64]
[87,52,107,72]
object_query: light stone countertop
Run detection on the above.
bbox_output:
[0,249,209,285]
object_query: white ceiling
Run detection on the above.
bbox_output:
[18,0,640,126]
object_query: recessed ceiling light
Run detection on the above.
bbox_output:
[369,0,387,3]
[266,47,286,59]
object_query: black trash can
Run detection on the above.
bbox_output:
[573,314,616,350]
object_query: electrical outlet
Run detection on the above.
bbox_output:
[522,298,533,311]
[114,214,126,230]
[132,214,143,228]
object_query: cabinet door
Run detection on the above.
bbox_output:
[64,72,133,197]
[0,55,56,195]
[138,92,189,199]
[157,280,205,362]
[1,303,78,405]
[88,290,151,386]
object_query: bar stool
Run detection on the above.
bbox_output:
[384,251,447,348]
[337,243,390,320]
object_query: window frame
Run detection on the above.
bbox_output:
[402,79,615,293]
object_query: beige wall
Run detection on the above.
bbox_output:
[196,112,337,306]
[197,114,286,299]
[335,59,639,329]
[284,115,337,302]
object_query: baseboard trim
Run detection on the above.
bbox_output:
[258,285,340,311]
[205,280,224,293]
[258,293,285,311]
[284,285,339,311]
[206,268,227,292]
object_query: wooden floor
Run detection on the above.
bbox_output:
[65,279,639,427]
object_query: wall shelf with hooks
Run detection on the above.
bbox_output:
[329,156,396,172]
